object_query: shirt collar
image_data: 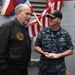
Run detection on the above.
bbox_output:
[18,21,28,28]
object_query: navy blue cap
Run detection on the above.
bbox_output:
[46,10,63,19]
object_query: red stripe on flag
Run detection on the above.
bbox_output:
[48,0,73,1]
[54,1,57,10]
[5,0,14,15]
[42,15,45,28]
[31,25,36,36]
[30,6,34,13]
[14,0,19,6]
[59,1,63,11]
[37,23,40,32]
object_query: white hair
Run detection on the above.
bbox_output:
[15,4,29,13]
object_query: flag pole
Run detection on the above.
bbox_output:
[32,12,43,28]
[26,0,43,28]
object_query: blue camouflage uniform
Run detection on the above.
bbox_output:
[35,27,74,75]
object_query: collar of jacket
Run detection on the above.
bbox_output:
[14,17,27,31]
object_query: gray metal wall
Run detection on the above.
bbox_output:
[0,1,75,75]
[61,1,75,75]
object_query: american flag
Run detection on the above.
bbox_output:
[28,0,63,37]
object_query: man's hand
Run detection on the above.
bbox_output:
[44,52,61,59]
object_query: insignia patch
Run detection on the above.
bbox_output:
[16,32,24,41]
[59,38,65,42]
[43,38,51,40]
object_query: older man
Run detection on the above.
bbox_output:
[0,4,32,75]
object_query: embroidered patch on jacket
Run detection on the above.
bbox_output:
[16,32,24,41]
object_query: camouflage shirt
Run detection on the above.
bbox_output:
[35,27,74,75]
